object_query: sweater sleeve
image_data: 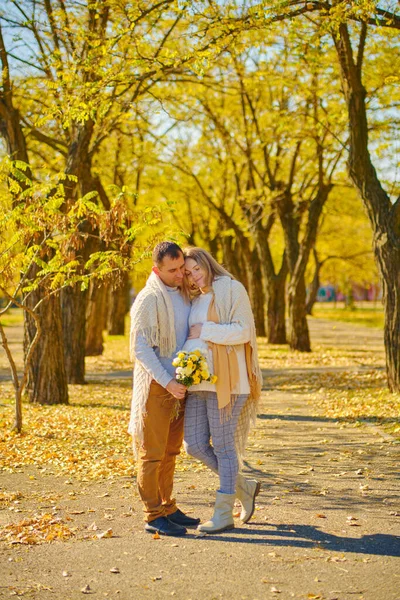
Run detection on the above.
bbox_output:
[134,333,173,389]
[200,321,250,345]
[199,279,253,346]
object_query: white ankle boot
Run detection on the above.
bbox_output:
[197,491,235,533]
[236,474,261,523]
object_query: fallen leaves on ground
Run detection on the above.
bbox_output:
[0,379,206,479]
[0,513,76,545]
[311,383,400,438]
[0,381,134,480]
[257,340,385,371]
[97,528,113,539]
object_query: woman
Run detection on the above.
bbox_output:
[181,247,263,533]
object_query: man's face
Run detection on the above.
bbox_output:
[153,253,185,288]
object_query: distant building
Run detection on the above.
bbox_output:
[316,282,381,303]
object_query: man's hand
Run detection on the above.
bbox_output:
[166,379,187,399]
[187,323,202,339]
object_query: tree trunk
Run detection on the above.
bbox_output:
[277,182,332,351]
[265,267,287,344]
[25,291,68,404]
[61,123,109,381]
[220,235,243,284]
[383,258,400,392]
[255,222,287,344]
[85,281,109,356]
[276,191,312,351]
[333,24,400,391]
[288,274,311,352]
[248,247,266,337]
[306,249,321,315]
[61,284,87,384]
[237,240,265,336]
[108,273,130,336]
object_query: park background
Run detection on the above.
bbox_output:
[0,2,399,599]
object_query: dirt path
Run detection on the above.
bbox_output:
[1,319,399,600]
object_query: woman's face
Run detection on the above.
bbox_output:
[185,258,208,289]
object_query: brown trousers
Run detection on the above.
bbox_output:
[137,381,185,522]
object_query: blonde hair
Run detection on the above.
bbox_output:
[182,247,234,300]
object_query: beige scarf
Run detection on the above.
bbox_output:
[207,295,239,412]
[128,271,177,451]
[208,277,262,464]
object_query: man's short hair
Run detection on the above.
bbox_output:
[152,241,183,266]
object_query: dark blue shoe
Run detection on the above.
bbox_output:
[168,508,200,528]
[145,516,187,537]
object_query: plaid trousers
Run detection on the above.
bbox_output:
[183,391,248,494]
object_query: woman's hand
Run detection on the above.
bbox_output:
[187,323,202,339]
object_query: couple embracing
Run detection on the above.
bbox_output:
[128,241,263,537]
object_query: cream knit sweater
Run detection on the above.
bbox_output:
[128,271,178,450]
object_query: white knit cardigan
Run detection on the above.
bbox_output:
[128,271,177,450]
[209,276,263,464]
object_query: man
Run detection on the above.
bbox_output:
[128,241,200,536]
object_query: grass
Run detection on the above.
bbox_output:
[0,309,24,327]
[311,301,384,329]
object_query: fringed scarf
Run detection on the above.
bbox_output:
[128,271,177,452]
[208,276,263,465]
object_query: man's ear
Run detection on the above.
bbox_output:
[152,265,159,275]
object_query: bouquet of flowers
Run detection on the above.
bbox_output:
[172,349,217,387]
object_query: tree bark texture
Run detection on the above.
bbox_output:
[306,250,322,315]
[278,182,332,352]
[383,261,400,392]
[265,269,287,344]
[85,281,109,356]
[61,284,87,384]
[248,247,266,337]
[108,273,130,336]
[277,192,311,351]
[61,121,109,381]
[287,276,311,353]
[25,290,68,405]
[334,24,400,392]
[238,238,265,336]
[256,225,287,344]
[220,234,246,285]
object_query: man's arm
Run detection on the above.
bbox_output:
[134,334,186,399]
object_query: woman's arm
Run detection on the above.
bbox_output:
[192,280,252,345]
[200,321,251,345]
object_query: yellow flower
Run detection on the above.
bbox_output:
[172,358,180,367]
[178,352,185,359]
[200,370,209,379]
[192,375,201,385]
[211,375,218,384]
[194,350,202,357]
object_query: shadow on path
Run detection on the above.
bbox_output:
[193,524,400,557]
[257,412,400,425]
